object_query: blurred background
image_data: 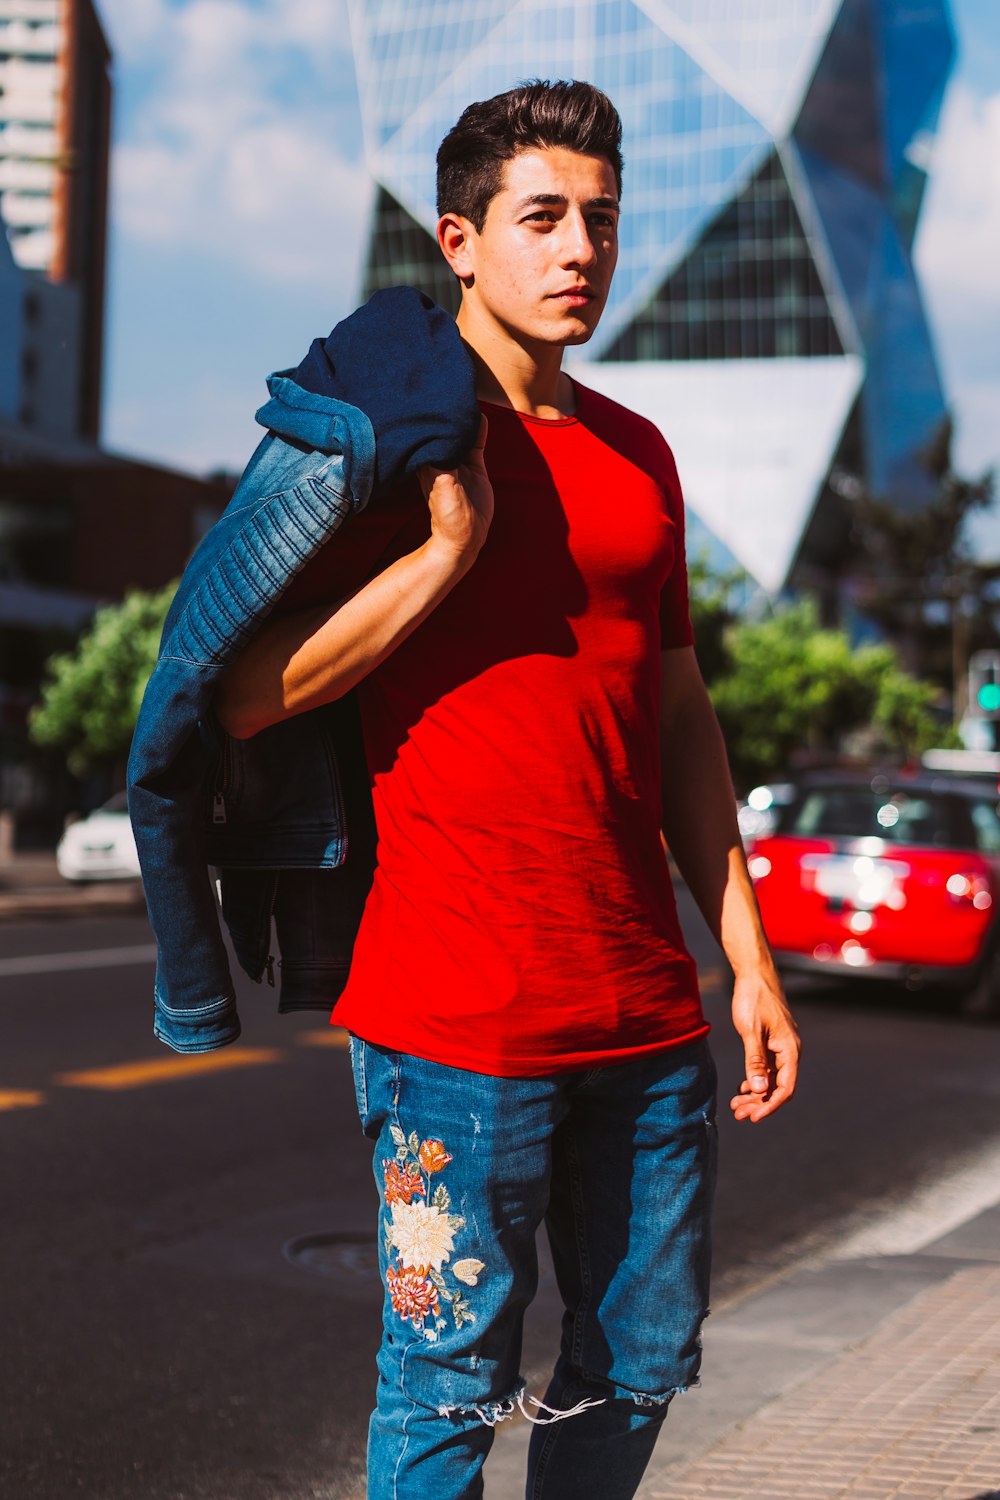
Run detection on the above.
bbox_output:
[0,0,998,842]
[4,8,1000,1500]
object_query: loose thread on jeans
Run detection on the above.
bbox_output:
[515,1392,606,1425]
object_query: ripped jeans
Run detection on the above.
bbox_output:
[349,1036,717,1500]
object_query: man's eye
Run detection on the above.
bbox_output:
[525,211,557,223]
[590,214,617,229]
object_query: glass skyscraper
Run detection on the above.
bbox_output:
[348,0,954,594]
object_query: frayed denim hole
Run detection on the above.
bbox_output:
[436,1380,525,1428]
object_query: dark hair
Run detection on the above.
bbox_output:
[436,79,623,230]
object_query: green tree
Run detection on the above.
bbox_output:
[687,552,745,685]
[30,582,176,777]
[846,427,998,712]
[708,599,955,790]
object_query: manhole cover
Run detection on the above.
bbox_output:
[283,1230,379,1278]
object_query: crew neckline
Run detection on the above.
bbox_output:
[479,383,584,428]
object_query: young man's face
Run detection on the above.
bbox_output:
[442,145,619,350]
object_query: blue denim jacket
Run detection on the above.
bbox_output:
[127,376,380,1053]
[128,288,480,1054]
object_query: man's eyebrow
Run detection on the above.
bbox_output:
[512,192,620,212]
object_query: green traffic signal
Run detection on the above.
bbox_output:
[978,683,1000,713]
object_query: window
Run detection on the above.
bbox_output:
[783,789,961,848]
[971,801,1000,855]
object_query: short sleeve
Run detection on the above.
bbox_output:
[658,442,695,650]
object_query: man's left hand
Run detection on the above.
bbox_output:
[729,971,801,1123]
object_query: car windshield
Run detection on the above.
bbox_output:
[781,788,965,848]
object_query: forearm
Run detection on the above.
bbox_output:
[661,648,800,1119]
[216,537,469,739]
[660,680,776,981]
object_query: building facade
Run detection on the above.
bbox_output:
[349,0,954,596]
[0,3,236,838]
[0,0,111,441]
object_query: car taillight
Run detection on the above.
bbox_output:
[945,868,993,911]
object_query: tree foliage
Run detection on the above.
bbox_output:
[29,556,956,794]
[686,553,745,684]
[29,582,175,777]
[847,438,998,695]
[705,598,956,790]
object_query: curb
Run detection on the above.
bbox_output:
[481,1197,1000,1500]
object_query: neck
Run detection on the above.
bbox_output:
[456,301,574,418]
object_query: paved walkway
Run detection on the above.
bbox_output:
[483,1202,1000,1500]
[643,1262,1000,1500]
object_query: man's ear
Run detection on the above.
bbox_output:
[436,213,477,284]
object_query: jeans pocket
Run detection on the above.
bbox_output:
[348,1034,368,1123]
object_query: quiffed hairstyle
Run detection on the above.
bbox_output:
[436,79,623,230]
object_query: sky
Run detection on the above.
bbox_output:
[97,0,1000,542]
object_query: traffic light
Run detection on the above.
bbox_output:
[969,650,1000,718]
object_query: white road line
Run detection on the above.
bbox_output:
[830,1135,1000,1259]
[0,944,158,979]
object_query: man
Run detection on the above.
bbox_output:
[217,79,799,1500]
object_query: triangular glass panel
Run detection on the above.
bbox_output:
[648,0,839,134]
[857,210,948,501]
[878,0,955,189]
[797,144,884,336]
[600,150,843,361]
[353,0,517,150]
[794,0,887,190]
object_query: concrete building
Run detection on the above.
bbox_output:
[0,0,111,441]
[0,3,235,839]
[349,0,954,597]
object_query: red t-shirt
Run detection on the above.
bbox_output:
[280,381,708,1075]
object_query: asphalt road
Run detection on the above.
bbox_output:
[3,895,1000,1500]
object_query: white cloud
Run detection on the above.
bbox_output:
[102,0,369,286]
[96,0,171,59]
[915,82,1000,479]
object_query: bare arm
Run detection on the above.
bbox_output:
[660,646,801,1122]
[216,419,493,740]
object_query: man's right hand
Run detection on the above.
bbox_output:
[217,418,496,739]
[419,416,494,570]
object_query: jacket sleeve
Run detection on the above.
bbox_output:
[129,660,240,1051]
[127,399,376,1052]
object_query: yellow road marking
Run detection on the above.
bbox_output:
[55,1047,284,1091]
[0,1089,45,1111]
[294,1027,351,1048]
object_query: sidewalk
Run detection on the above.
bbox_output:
[484,1201,1000,1500]
[0,850,145,920]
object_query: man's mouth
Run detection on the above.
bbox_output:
[551,287,596,307]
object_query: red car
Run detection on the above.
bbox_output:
[747,773,1000,1012]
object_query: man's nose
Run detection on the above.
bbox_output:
[558,211,598,268]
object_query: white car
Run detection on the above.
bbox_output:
[56,792,141,882]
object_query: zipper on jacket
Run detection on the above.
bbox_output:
[212,733,232,824]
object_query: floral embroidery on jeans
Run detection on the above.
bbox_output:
[382,1127,483,1338]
